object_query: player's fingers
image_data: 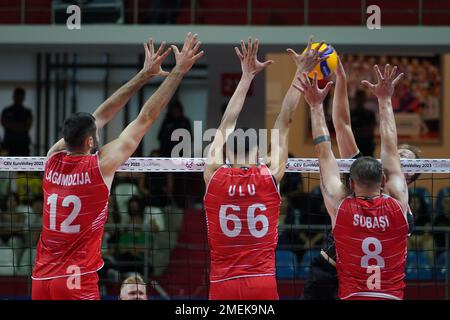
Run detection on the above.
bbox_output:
[160,47,172,61]
[293,84,305,94]
[143,43,150,58]
[313,41,325,56]
[323,81,334,95]
[149,37,155,55]
[384,64,391,80]
[361,80,375,90]
[192,40,202,54]
[286,48,297,57]
[374,64,384,81]
[240,40,247,56]
[193,50,204,62]
[302,72,312,86]
[392,72,405,87]
[247,37,252,56]
[262,60,274,67]
[306,35,314,52]
[182,32,192,50]
[390,66,398,80]
[312,71,318,88]
[170,45,180,55]
[234,47,244,60]
[155,41,166,57]
[297,76,307,88]
[252,38,259,57]
[160,70,170,77]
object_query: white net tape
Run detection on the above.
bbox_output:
[1,157,450,173]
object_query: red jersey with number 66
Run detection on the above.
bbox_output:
[333,194,408,300]
[32,151,109,280]
[203,165,281,283]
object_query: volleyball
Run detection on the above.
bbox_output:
[303,42,338,80]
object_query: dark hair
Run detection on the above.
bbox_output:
[63,112,96,150]
[349,156,383,187]
[13,87,25,98]
[127,196,144,218]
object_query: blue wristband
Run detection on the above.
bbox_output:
[313,135,331,145]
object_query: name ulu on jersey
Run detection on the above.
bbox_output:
[45,170,92,186]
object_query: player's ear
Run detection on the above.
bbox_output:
[381,173,387,189]
[349,178,355,191]
[86,136,94,150]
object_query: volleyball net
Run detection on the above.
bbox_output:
[0,157,449,300]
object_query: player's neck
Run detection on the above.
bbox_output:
[67,149,91,157]
[354,190,381,199]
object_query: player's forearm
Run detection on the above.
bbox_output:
[276,72,302,129]
[332,73,351,130]
[219,73,253,130]
[140,68,184,123]
[378,97,399,156]
[93,71,153,129]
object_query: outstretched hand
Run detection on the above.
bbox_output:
[234,37,274,77]
[171,32,204,75]
[287,36,328,73]
[141,38,172,78]
[361,64,404,100]
[294,72,334,107]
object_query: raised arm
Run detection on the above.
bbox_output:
[332,56,359,158]
[99,32,203,187]
[204,38,273,184]
[294,72,347,226]
[267,37,327,184]
[362,64,407,211]
[47,38,171,157]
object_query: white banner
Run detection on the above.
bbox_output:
[1,157,450,173]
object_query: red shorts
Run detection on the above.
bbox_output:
[32,272,100,300]
[209,276,278,300]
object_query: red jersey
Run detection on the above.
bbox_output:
[333,194,408,300]
[203,165,281,283]
[32,152,109,280]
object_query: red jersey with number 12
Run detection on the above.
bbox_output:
[32,152,109,280]
[333,194,408,300]
[204,165,281,283]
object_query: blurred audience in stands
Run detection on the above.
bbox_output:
[434,196,450,256]
[116,196,156,278]
[148,0,181,24]
[1,88,33,156]
[349,89,376,157]
[408,193,434,261]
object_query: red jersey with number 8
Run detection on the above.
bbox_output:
[204,165,281,283]
[32,152,109,280]
[333,194,408,300]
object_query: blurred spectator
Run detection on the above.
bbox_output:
[139,149,172,208]
[99,195,121,283]
[434,196,450,256]
[148,0,181,24]
[296,194,328,255]
[407,194,434,260]
[113,173,141,223]
[1,88,33,156]
[116,196,154,277]
[16,172,43,203]
[280,154,303,196]
[29,197,43,246]
[119,273,148,300]
[350,90,375,157]
[278,196,302,259]
[0,193,25,247]
[158,100,192,157]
